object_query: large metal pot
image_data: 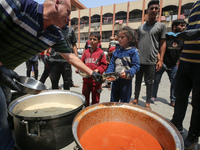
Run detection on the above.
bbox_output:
[8,90,85,150]
[72,102,184,150]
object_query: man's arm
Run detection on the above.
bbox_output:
[156,39,166,72]
[72,43,78,56]
[59,52,93,75]
[59,52,102,82]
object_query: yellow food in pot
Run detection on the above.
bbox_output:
[18,102,77,117]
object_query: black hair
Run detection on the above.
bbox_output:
[148,0,159,9]
[119,26,138,47]
[90,32,101,41]
[171,19,186,31]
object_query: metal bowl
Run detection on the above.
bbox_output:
[102,72,120,82]
[78,70,91,78]
[16,76,47,94]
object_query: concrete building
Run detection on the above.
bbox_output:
[69,0,195,50]
[70,0,86,10]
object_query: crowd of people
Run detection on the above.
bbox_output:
[0,0,200,149]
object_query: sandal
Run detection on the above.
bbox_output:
[129,99,138,105]
[145,103,151,111]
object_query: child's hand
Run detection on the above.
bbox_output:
[120,71,126,79]
[94,69,99,73]
[75,69,79,74]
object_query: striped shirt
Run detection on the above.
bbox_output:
[180,0,200,63]
[0,0,70,70]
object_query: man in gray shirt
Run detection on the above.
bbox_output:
[130,0,166,109]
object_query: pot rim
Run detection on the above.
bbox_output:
[72,102,184,150]
[8,90,85,120]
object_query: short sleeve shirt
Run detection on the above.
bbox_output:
[137,21,166,65]
[0,0,70,69]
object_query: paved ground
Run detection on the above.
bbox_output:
[13,61,199,149]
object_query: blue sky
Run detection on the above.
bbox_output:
[34,0,136,8]
[78,0,136,8]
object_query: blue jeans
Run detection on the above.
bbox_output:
[0,84,15,150]
[152,65,177,103]
[171,61,200,137]
[111,77,132,103]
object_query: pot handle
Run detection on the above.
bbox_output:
[21,120,46,137]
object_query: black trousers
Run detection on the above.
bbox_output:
[39,60,50,84]
[49,61,72,90]
[26,59,38,80]
[171,61,200,137]
[134,64,156,103]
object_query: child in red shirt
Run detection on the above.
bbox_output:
[76,32,107,106]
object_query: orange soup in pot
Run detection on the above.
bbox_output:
[80,122,163,150]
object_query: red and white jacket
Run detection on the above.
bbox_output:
[81,48,107,84]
